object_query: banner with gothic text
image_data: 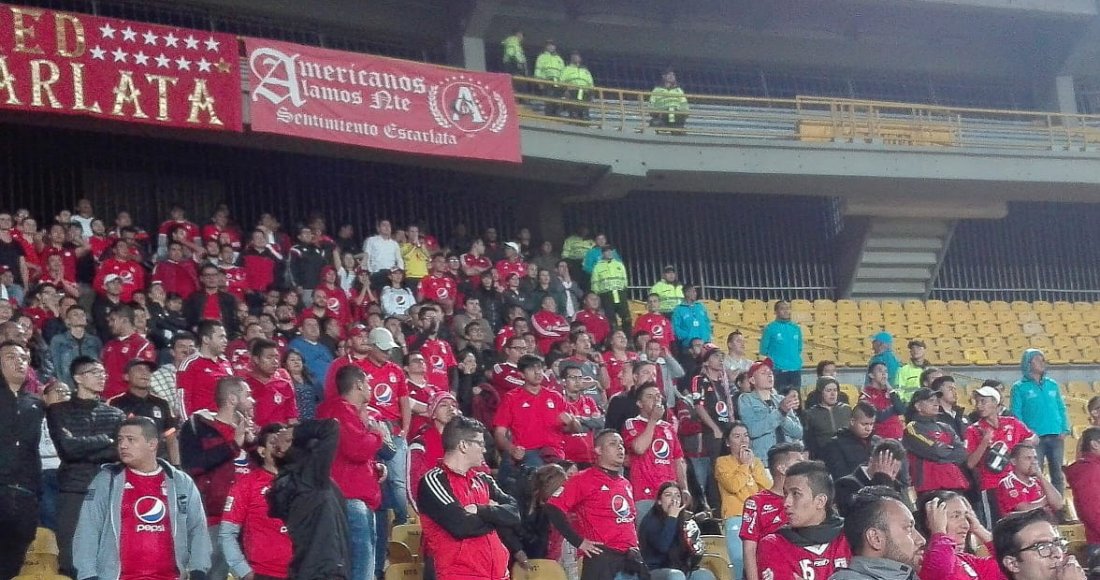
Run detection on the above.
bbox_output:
[244,37,521,163]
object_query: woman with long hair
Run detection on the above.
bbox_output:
[803,376,852,459]
[714,421,770,578]
[602,330,639,399]
[283,349,320,420]
[916,490,1003,579]
[639,481,716,580]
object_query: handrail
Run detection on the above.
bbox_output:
[513,76,1100,153]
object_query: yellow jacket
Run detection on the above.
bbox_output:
[714,455,772,519]
[401,242,431,279]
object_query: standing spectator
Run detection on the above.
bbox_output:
[638,482,716,580]
[408,306,458,392]
[241,229,285,297]
[996,443,1065,516]
[49,305,102,387]
[407,391,460,505]
[48,355,125,577]
[739,358,803,465]
[636,294,675,351]
[73,417,211,580]
[315,365,388,580]
[220,422,293,580]
[575,292,612,347]
[834,441,909,517]
[0,341,44,578]
[37,378,67,533]
[992,508,1086,580]
[101,304,157,399]
[0,212,29,289]
[561,226,594,277]
[460,238,493,286]
[759,300,804,393]
[590,245,631,335]
[861,361,906,440]
[400,224,432,291]
[821,402,881,482]
[246,338,299,428]
[561,364,605,467]
[288,317,334,389]
[418,253,459,308]
[284,349,320,421]
[896,339,930,402]
[1010,348,1070,499]
[547,430,647,580]
[362,220,403,289]
[902,387,970,495]
[267,419,348,580]
[724,330,752,379]
[740,443,806,580]
[500,30,527,75]
[672,284,712,349]
[582,233,618,276]
[1066,427,1100,550]
[832,487,925,580]
[151,331,196,419]
[419,415,520,580]
[90,274,123,339]
[534,40,564,114]
[156,204,201,257]
[803,376,852,460]
[966,385,1036,527]
[177,319,233,415]
[623,382,689,523]
[649,69,690,130]
[493,355,573,485]
[184,263,242,338]
[180,376,256,580]
[451,295,493,352]
[686,343,730,498]
[531,295,570,355]
[108,359,180,464]
[153,241,201,300]
[757,461,852,580]
[715,422,770,576]
[288,225,328,302]
[559,51,595,120]
[931,375,968,438]
[649,266,684,315]
[869,332,901,387]
[93,239,144,302]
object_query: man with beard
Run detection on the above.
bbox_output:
[830,486,925,580]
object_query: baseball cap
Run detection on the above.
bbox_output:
[348,324,369,339]
[125,358,158,373]
[907,339,925,348]
[910,387,940,404]
[747,357,774,378]
[368,327,399,351]
[103,273,122,285]
[974,385,1002,404]
[663,265,676,272]
[697,343,722,363]
[871,331,893,344]
[504,241,521,253]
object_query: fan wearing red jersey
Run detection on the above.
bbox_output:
[561,364,605,466]
[246,339,299,428]
[966,386,1036,527]
[177,320,233,416]
[490,336,528,397]
[404,352,440,436]
[493,355,579,483]
[757,460,852,580]
[622,382,689,524]
[575,292,611,347]
[220,423,293,580]
[531,295,570,355]
[740,443,806,580]
[634,294,676,350]
[101,304,157,399]
[997,443,1064,516]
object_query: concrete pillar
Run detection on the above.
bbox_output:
[463,36,487,72]
[1055,75,1079,115]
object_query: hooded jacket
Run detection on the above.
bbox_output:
[1010,349,1069,437]
[758,516,852,579]
[831,556,919,580]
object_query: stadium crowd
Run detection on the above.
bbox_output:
[0,199,1095,580]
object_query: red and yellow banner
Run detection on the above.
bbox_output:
[245,38,521,163]
[0,4,242,131]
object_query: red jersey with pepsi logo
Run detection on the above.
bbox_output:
[363,359,409,428]
[419,274,459,303]
[493,387,567,454]
[622,417,683,500]
[635,313,675,349]
[563,395,602,464]
[740,489,787,542]
[420,338,456,392]
[177,354,234,416]
[222,468,292,578]
[547,466,638,552]
[102,333,157,399]
[119,468,177,580]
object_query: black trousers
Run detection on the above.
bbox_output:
[57,491,85,576]
[598,292,633,338]
[0,486,38,580]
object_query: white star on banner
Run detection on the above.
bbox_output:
[111,47,128,63]
[142,30,159,45]
[204,37,220,52]
[196,58,212,73]
[163,33,179,47]
[99,23,116,39]
[154,53,171,68]
[184,35,199,50]
[90,45,106,60]
[133,51,150,66]
[121,26,137,42]
[175,56,191,71]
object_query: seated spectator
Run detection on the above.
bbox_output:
[408,391,460,507]
[997,442,1065,516]
[649,69,690,130]
[821,402,882,482]
[861,361,906,440]
[916,491,1001,580]
[286,318,333,394]
[903,387,970,495]
[992,508,1085,580]
[49,305,102,387]
[93,238,144,302]
[835,439,910,517]
[641,339,684,408]
[635,293,675,351]
[575,292,611,346]
[531,295,569,355]
[380,267,415,320]
[1088,395,1100,427]
[833,487,925,580]
[803,376,852,459]
[639,482,715,580]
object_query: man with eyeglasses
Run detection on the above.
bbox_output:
[419,415,519,580]
[183,263,242,338]
[490,336,528,397]
[561,364,605,467]
[993,508,1086,580]
[47,355,125,577]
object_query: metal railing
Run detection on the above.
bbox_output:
[515,77,1100,152]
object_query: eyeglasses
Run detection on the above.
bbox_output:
[1015,537,1069,559]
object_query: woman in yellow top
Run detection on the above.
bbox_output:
[714,421,771,580]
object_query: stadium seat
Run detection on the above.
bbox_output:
[18,553,59,575]
[384,563,424,580]
[511,560,568,580]
[387,541,416,564]
[720,299,743,312]
[699,554,733,580]
[391,524,422,555]
[701,535,727,560]
[30,528,58,556]
[1067,382,1093,398]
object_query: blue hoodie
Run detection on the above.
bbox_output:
[1010,348,1069,437]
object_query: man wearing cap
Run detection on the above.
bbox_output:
[902,387,970,494]
[759,300,804,393]
[869,332,901,387]
[90,272,124,340]
[649,266,684,316]
[591,245,632,336]
[686,343,731,503]
[108,358,180,465]
[100,304,158,400]
[359,327,412,530]
[245,338,299,428]
[739,358,803,466]
[896,339,929,402]
[966,384,1036,526]
[671,284,712,349]
[495,241,527,284]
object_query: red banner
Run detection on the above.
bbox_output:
[245,38,521,163]
[0,4,241,131]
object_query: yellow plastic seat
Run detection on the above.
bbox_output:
[384,562,424,580]
[511,559,568,580]
[391,524,422,555]
[700,554,733,580]
[18,553,59,575]
[30,528,58,556]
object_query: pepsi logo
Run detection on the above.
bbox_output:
[652,438,671,459]
[327,297,340,311]
[611,494,632,519]
[715,401,729,420]
[135,496,166,524]
[436,288,449,299]
[375,383,394,404]
[430,355,445,370]
[395,295,408,306]
[651,326,664,336]
[234,449,249,467]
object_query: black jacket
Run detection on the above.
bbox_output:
[269,419,349,580]
[288,243,328,291]
[820,429,878,482]
[835,466,914,517]
[47,396,124,493]
[640,509,703,573]
[0,382,45,491]
[183,290,241,338]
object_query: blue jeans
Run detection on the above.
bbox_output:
[384,436,409,522]
[38,469,59,532]
[650,570,717,580]
[725,516,744,580]
[497,448,546,494]
[208,524,229,580]
[1038,435,1066,495]
[346,499,377,580]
